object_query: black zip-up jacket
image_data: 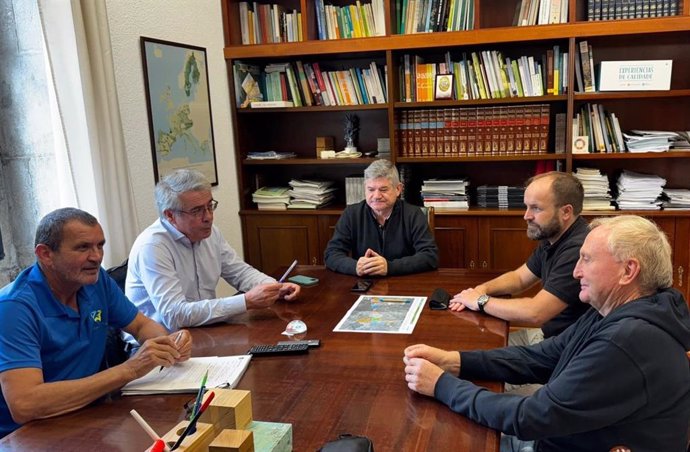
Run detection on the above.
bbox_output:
[324,199,438,276]
[436,288,690,452]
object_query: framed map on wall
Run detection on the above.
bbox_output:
[140,37,218,185]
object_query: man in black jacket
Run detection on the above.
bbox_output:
[324,159,438,276]
[404,215,690,452]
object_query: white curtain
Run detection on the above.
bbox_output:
[38,0,138,267]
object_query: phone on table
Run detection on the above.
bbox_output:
[287,275,319,286]
[351,279,374,292]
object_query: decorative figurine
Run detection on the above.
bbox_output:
[343,114,359,153]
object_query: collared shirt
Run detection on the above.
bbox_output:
[126,218,274,332]
[0,264,138,437]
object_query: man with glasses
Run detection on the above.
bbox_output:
[125,169,300,335]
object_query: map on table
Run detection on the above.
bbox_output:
[334,295,426,334]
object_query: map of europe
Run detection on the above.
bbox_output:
[144,41,216,181]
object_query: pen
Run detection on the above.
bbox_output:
[278,259,298,283]
[192,369,209,418]
[159,331,184,372]
[170,391,215,451]
[130,409,170,452]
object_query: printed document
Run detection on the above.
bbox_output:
[334,295,426,334]
[121,355,251,395]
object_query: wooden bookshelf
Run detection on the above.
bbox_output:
[222,0,690,296]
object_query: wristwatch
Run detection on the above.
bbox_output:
[476,294,490,313]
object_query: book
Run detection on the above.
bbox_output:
[121,355,251,395]
[250,100,294,108]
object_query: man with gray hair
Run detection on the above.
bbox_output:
[404,215,690,451]
[0,208,191,438]
[325,159,438,276]
[126,169,300,333]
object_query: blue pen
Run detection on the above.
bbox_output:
[192,370,209,418]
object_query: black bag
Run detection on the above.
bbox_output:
[319,434,374,452]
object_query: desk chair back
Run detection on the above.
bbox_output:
[102,259,130,370]
[420,206,435,236]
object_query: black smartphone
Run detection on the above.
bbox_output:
[351,279,374,292]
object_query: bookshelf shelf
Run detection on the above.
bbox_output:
[243,157,377,165]
[572,151,690,160]
[394,95,568,108]
[223,0,690,293]
[398,154,565,163]
[574,89,690,101]
[237,104,388,113]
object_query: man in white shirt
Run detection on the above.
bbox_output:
[126,169,300,333]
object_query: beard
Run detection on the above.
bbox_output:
[526,216,561,241]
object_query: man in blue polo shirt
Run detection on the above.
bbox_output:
[0,208,192,438]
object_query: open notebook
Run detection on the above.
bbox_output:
[121,355,251,395]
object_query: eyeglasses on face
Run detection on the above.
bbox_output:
[176,199,219,218]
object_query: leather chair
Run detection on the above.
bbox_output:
[101,259,130,370]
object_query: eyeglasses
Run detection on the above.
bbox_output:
[176,199,219,218]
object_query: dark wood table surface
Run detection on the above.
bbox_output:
[0,267,507,451]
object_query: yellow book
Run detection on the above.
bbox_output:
[350,5,362,38]
[297,12,303,41]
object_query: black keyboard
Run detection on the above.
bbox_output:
[248,343,310,356]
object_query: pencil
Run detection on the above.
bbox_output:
[278,259,298,282]
[159,331,184,372]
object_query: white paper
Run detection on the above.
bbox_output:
[121,355,251,395]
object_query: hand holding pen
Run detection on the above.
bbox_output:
[159,331,185,372]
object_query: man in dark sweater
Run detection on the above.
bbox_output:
[450,172,590,346]
[324,159,438,276]
[404,215,690,452]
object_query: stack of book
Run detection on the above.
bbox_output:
[345,176,365,205]
[401,47,566,103]
[287,179,337,209]
[615,170,666,210]
[314,0,386,40]
[662,189,690,210]
[573,103,625,153]
[514,0,569,26]
[398,105,550,158]
[586,0,680,20]
[421,178,469,210]
[238,1,302,45]
[476,185,525,209]
[252,186,291,210]
[397,0,474,34]
[574,167,615,211]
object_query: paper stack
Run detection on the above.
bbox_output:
[574,167,615,211]
[623,131,676,153]
[476,185,525,209]
[287,179,337,209]
[252,186,291,210]
[421,178,469,210]
[662,189,690,210]
[615,170,666,210]
[345,176,365,205]
[122,355,251,395]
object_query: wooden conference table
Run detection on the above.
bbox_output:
[0,267,508,452]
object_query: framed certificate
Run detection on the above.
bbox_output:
[435,74,454,100]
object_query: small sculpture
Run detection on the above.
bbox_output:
[343,114,359,153]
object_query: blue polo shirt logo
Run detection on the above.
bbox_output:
[90,310,102,323]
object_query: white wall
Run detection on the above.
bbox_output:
[105,0,243,260]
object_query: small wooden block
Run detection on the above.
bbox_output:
[198,389,253,433]
[248,421,292,452]
[208,429,254,452]
[151,421,215,452]
[316,136,334,149]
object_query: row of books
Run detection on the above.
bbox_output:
[477,185,526,209]
[573,40,596,93]
[401,47,567,103]
[397,0,474,34]
[238,2,302,45]
[513,0,569,26]
[421,178,469,210]
[345,176,366,205]
[314,0,386,40]
[587,0,680,20]
[398,105,553,158]
[234,60,387,108]
[573,103,625,153]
